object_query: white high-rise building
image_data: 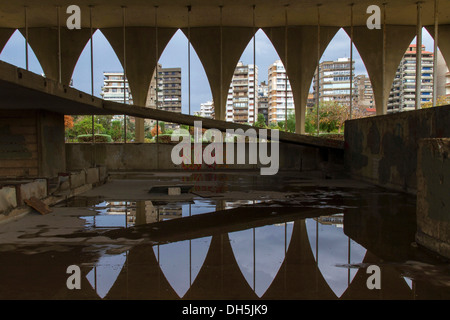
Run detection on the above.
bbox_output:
[312,57,355,107]
[387,44,434,112]
[267,60,293,124]
[198,100,214,119]
[101,72,133,104]
[226,61,258,124]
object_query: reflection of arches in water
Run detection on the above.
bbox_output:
[229,223,294,297]
[95,214,416,299]
[104,244,178,300]
[86,251,127,299]
[262,219,337,299]
[305,217,367,298]
[153,236,211,298]
[340,251,415,300]
[184,233,258,300]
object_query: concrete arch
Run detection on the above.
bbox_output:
[105,244,179,299]
[262,219,337,299]
[344,25,417,115]
[101,27,177,142]
[340,251,414,300]
[18,27,92,85]
[182,26,255,121]
[262,26,340,134]
[425,24,450,69]
[0,28,15,54]
[184,233,258,299]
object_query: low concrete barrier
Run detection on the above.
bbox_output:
[0,166,108,222]
[65,141,343,175]
[416,138,450,259]
[344,105,450,194]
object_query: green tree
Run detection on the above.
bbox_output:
[73,116,104,135]
[422,95,450,109]
[319,101,348,133]
[286,111,296,133]
[110,120,123,142]
[254,113,267,128]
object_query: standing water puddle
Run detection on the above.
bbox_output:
[0,173,449,300]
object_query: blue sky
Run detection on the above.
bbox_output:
[0,27,435,115]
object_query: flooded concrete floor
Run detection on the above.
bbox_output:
[0,171,449,300]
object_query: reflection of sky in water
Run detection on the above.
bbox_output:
[305,218,366,297]
[80,198,414,299]
[229,223,294,297]
[153,237,211,298]
[182,200,216,217]
[86,251,127,299]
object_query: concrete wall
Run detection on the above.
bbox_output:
[66,142,342,174]
[344,105,450,194]
[0,110,39,177]
[416,138,450,259]
[0,109,65,179]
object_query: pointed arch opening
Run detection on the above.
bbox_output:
[67,29,125,143]
[0,29,44,76]
[227,29,293,132]
[157,28,212,132]
[229,217,294,298]
[305,216,367,298]
[308,28,376,137]
[387,27,450,113]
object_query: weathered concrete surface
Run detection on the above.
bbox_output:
[416,138,450,259]
[344,105,450,194]
[85,167,100,185]
[38,110,66,178]
[0,166,108,222]
[69,171,86,189]
[0,186,17,213]
[18,179,47,205]
[65,142,343,175]
[0,109,65,179]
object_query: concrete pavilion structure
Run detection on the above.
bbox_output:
[0,0,449,136]
[0,1,450,260]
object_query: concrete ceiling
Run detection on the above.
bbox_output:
[0,0,448,28]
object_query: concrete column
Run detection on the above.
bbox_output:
[102,27,177,142]
[263,26,339,134]
[19,28,92,85]
[425,24,450,70]
[183,27,255,121]
[344,25,416,115]
[0,28,15,53]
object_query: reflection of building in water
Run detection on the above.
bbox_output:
[315,214,344,227]
[92,201,183,228]
[132,201,182,224]
[224,200,254,210]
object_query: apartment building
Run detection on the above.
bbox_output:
[311,57,355,107]
[267,60,293,124]
[226,61,258,124]
[102,65,181,128]
[101,71,133,105]
[387,44,434,112]
[354,74,375,112]
[197,100,214,119]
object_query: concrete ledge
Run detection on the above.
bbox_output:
[85,167,99,185]
[70,171,86,189]
[416,231,450,260]
[0,186,17,213]
[0,166,108,223]
[416,138,450,259]
[18,179,47,205]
